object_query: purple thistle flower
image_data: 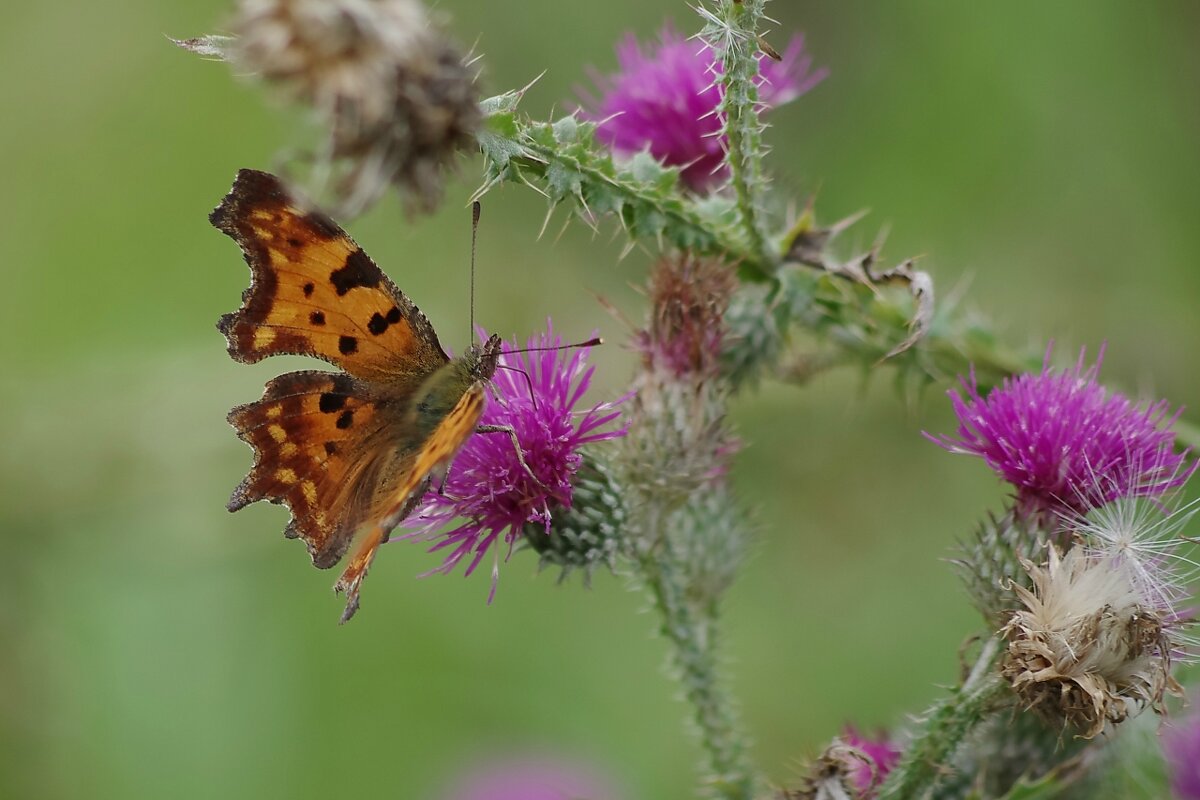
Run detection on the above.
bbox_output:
[401,322,626,599]
[441,756,622,800]
[927,346,1195,517]
[1166,713,1200,799]
[579,25,827,191]
[842,727,901,795]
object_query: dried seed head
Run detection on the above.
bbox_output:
[1000,547,1182,738]
[228,0,480,214]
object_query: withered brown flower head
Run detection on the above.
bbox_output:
[638,254,736,378]
[1000,547,1182,739]
[229,0,480,215]
[780,737,892,800]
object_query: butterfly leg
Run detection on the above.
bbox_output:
[475,424,551,493]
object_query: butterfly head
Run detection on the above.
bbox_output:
[466,333,504,383]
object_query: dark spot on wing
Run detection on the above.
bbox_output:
[309,311,325,326]
[324,441,338,456]
[318,393,346,413]
[366,306,404,336]
[303,282,314,297]
[329,249,381,296]
[338,335,358,355]
[287,237,303,248]
[336,410,354,429]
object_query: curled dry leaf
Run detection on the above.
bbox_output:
[783,209,934,360]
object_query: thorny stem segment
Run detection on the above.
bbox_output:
[477,106,1051,395]
[500,136,750,266]
[639,551,760,800]
[877,637,1008,800]
[704,0,776,271]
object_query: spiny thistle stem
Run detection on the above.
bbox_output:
[619,252,758,797]
[701,0,776,271]
[877,637,1008,800]
[638,549,760,800]
[473,89,774,275]
[484,130,745,264]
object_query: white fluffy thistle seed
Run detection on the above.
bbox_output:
[1068,494,1200,616]
[1000,547,1182,738]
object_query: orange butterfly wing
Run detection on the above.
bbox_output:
[212,169,447,386]
[227,370,386,569]
[213,169,455,618]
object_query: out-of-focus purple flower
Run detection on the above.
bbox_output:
[579,26,827,191]
[402,323,626,599]
[441,756,622,800]
[1166,711,1200,799]
[842,727,901,794]
[926,346,1195,517]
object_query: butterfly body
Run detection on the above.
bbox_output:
[212,168,500,621]
[406,339,501,440]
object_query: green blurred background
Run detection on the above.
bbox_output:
[4,2,1199,798]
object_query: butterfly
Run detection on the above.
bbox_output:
[213,168,516,622]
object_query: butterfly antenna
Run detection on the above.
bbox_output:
[469,200,481,341]
[507,336,604,354]
[493,336,604,412]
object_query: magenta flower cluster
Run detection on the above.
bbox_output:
[402,323,625,598]
[843,727,901,795]
[580,25,826,191]
[928,346,1194,516]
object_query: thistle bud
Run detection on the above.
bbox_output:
[621,254,740,521]
[954,509,1045,628]
[636,254,736,380]
[523,455,625,584]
